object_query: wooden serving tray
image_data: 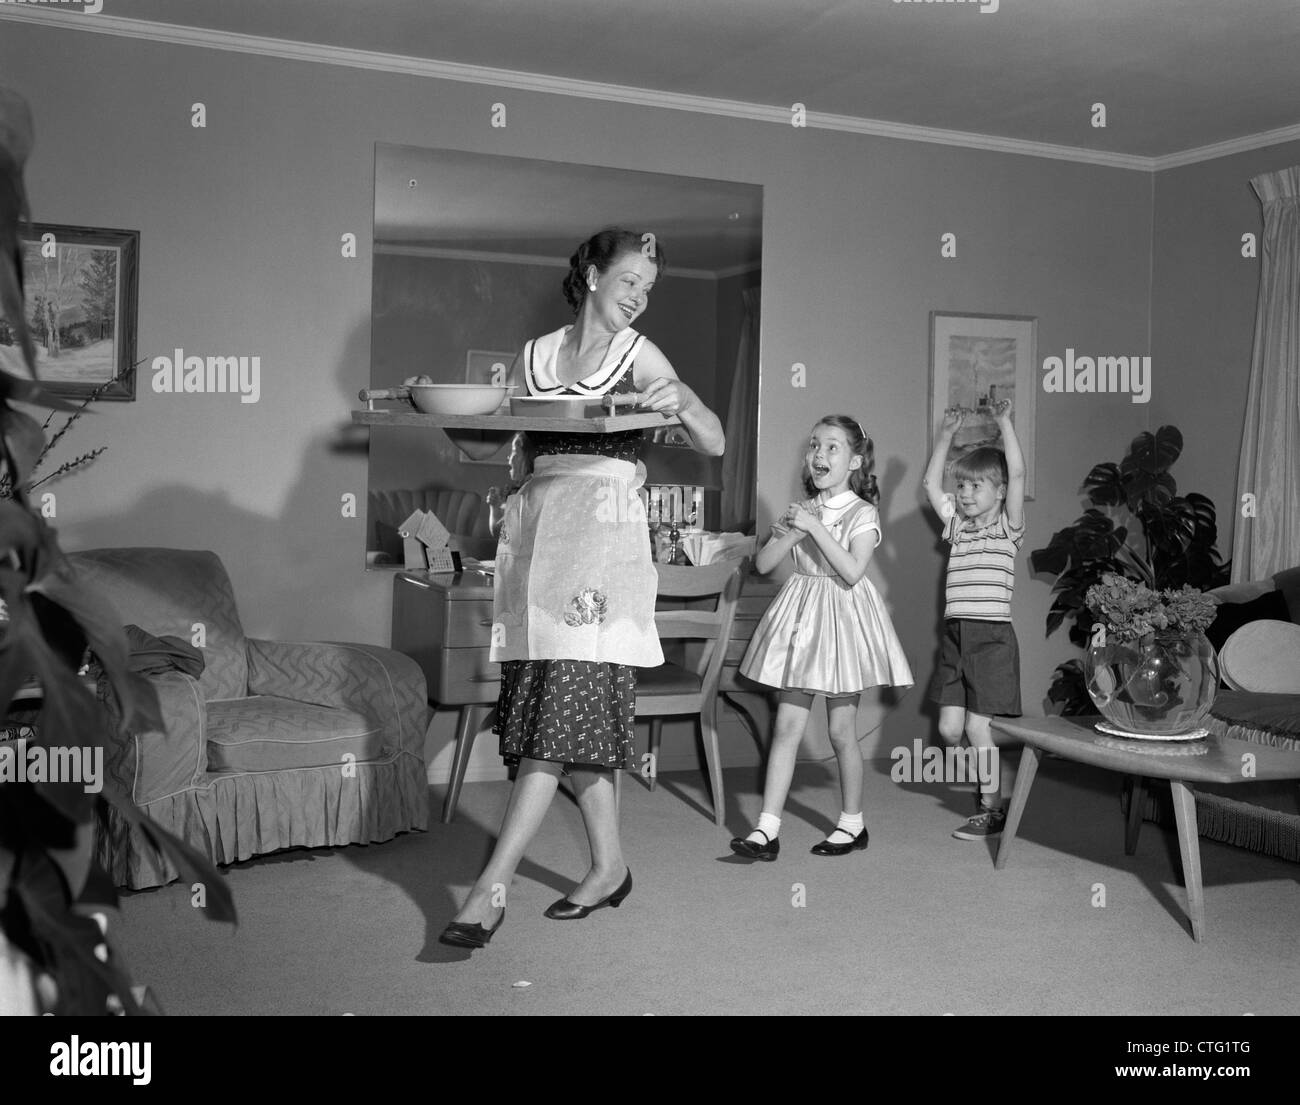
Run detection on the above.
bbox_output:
[351,409,680,433]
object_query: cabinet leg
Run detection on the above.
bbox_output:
[442,705,491,824]
[648,718,663,792]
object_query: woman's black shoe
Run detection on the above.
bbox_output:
[810,828,869,856]
[439,910,505,948]
[543,869,632,920]
[729,830,779,861]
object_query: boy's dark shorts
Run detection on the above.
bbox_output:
[927,618,1022,717]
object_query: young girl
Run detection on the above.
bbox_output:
[731,415,913,860]
[486,432,535,539]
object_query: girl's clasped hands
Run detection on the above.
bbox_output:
[781,501,822,533]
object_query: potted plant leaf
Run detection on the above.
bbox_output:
[1029,425,1231,714]
[0,85,233,1015]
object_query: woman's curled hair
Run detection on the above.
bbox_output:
[563,227,666,314]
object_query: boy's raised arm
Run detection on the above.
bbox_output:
[993,400,1025,530]
[923,408,962,519]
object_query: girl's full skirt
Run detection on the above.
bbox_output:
[740,572,913,696]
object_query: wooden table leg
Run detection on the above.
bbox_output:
[1124,775,1145,855]
[994,745,1041,870]
[1168,779,1205,942]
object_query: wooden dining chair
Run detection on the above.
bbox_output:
[616,557,751,825]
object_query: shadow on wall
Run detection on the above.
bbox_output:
[62,318,388,643]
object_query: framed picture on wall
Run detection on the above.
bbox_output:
[928,311,1037,499]
[0,223,140,400]
[465,349,516,388]
[461,349,517,465]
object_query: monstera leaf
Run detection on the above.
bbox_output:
[1081,461,1125,507]
[1118,425,1182,509]
[1030,508,1128,578]
[0,88,35,375]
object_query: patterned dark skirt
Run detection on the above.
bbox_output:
[495,659,638,771]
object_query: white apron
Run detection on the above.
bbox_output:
[491,453,664,668]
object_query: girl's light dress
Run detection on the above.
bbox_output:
[740,490,913,696]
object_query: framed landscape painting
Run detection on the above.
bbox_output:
[928,311,1037,499]
[0,223,139,399]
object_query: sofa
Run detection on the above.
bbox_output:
[1137,566,1300,861]
[70,547,431,889]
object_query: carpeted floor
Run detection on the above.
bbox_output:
[111,757,1300,1016]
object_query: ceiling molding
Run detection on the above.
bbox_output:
[374,240,721,279]
[1149,120,1300,172]
[0,5,1152,170]
[5,6,1299,173]
[713,262,763,281]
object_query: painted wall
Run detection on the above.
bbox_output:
[1150,138,1300,562]
[1,22,1155,783]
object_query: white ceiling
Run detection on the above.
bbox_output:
[13,0,1300,160]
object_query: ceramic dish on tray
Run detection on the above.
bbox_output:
[510,395,630,418]
[409,383,514,415]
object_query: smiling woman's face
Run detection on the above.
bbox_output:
[584,250,658,330]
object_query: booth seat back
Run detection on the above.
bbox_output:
[369,487,487,545]
[68,547,249,701]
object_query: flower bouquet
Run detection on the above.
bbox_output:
[1083,573,1219,737]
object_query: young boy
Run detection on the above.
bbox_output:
[922,399,1026,839]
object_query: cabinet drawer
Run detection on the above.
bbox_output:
[444,600,495,644]
[437,647,500,704]
[393,578,493,650]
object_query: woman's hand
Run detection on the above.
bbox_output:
[639,376,698,416]
[784,502,821,534]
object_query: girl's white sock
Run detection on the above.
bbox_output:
[825,811,864,845]
[746,812,782,844]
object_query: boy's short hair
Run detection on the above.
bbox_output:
[952,446,1008,488]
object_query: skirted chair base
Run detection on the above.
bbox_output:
[97,752,428,890]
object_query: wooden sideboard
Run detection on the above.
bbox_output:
[391,567,780,818]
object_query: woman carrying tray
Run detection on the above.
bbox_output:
[441,228,725,948]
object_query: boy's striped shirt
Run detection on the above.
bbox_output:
[943,510,1023,621]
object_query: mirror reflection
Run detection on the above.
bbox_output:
[366,144,762,567]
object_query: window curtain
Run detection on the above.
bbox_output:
[721,286,760,531]
[1233,167,1300,581]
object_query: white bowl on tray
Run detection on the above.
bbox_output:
[408,384,514,416]
[509,395,615,418]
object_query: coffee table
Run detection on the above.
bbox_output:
[989,715,1300,941]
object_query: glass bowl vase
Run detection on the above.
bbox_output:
[1084,630,1219,738]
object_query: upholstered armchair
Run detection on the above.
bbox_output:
[69,548,430,890]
